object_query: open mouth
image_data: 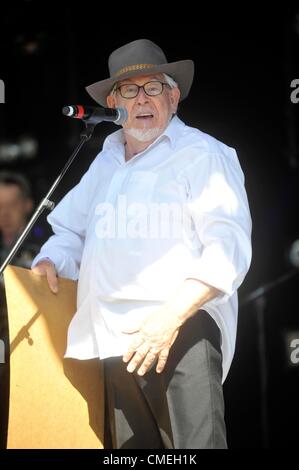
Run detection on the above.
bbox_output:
[136,113,154,120]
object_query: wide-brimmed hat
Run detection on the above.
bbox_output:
[86,39,194,107]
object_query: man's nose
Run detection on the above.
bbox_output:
[136,87,149,104]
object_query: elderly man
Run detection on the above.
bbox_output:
[32,39,252,449]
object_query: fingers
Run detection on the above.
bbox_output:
[32,260,58,294]
[123,324,181,376]
[46,266,59,294]
[123,335,144,363]
[170,329,179,346]
[137,349,158,376]
[124,339,170,376]
[156,348,170,373]
[154,330,179,373]
[126,345,170,376]
[125,343,150,373]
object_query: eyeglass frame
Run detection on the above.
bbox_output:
[115,80,171,99]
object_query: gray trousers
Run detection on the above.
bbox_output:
[103,310,227,449]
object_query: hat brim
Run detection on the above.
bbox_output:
[85,60,194,107]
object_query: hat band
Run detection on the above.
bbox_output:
[114,63,157,77]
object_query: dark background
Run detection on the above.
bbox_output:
[0,1,299,448]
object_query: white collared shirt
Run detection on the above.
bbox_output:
[32,116,252,381]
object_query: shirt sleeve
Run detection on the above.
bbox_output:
[31,158,98,280]
[185,148,252,302]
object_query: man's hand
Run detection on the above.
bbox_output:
[31,259,58,294]
[122,278,221,376]
[122,307,183,376]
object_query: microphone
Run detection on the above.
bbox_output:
[62,105,128,125]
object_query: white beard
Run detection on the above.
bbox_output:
[125,127,162,143]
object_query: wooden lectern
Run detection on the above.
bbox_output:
[3,265,104,449]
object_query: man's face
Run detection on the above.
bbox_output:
[107,73,180,143]
[0,184,32,238]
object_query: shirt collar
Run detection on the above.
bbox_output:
[163,115,185,149]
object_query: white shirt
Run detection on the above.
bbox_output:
[32,116,252,381]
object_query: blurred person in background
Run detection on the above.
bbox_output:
[0,171,35,268]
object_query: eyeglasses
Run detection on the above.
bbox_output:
[116,81,170,99]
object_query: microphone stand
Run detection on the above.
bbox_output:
[240,268,299,448]
[0,123,96,275]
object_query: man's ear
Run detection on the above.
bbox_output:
[106,94,116,109]
[170,87,180,113]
